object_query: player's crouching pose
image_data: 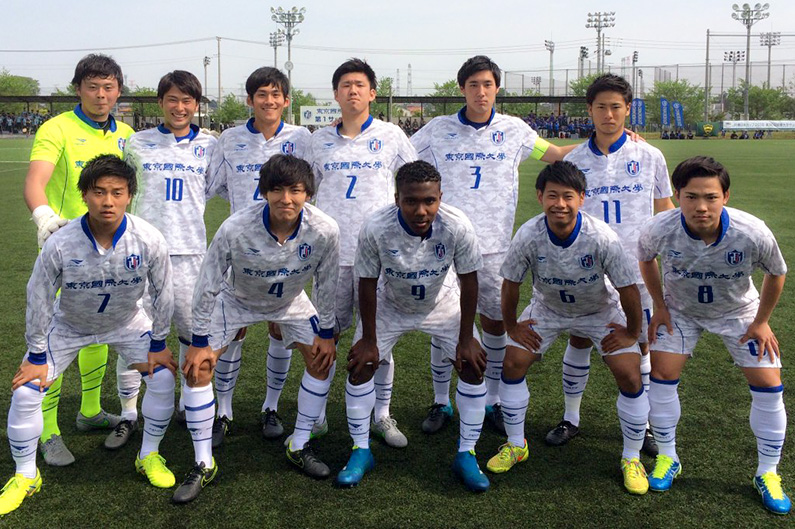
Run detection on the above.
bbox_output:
[490,161,651,495]
[179,154,339,503]
[339,160,489,491]
[0,155,175,516]
[638,156,790,514]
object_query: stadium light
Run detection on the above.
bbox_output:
[269,31,285,69]
[544,40,555,96]
[203,56,211,128]
[724,50,745,90]
[731,2,770,119]
[271,6,306,124]
[578,46,589,78]
[585,11,616,73]
[759,32,781,88]
[632,51,638,96]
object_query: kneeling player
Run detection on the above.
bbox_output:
[180,154,339,503]
[489,161,650,495]
[638,156,790,514]
[1,155,176,516]
[339,161,488,490]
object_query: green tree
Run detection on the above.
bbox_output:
[563,74,600,116]
[725,82,792,120]
[0,69,40,113]
[288,88,317,124]
[425,79,462,117]
[499,87,540,117]
[371,77,402,121]
[214,94,248,124]
[129,87,161,120]
[645,79,705,128]
[49,85,78,115]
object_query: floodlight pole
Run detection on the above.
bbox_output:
[760,32,781,88]
[545,40,555,96]
[269,31,285,68]
[272,6,306,124]
[732,2,770,119]
[585,11,615,74]
[216,37,222,109]
[203,56,211,127]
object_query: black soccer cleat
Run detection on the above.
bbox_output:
[545,420,580,446]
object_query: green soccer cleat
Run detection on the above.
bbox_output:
[486,440,529,474]
[0,470,42,516]
[135,452,176,488]
[621,458,649,495]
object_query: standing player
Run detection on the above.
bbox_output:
[0,155,175,516]
[338,161,488,491]
[23,54,136,466]
[179,155,339,503]
[119,70,217,449]
[410,56,578,435]
[306,58,416,448]
[206,67,312,446]
[489,161,650,496]
[638,156,790,514]
[546,74,674,453]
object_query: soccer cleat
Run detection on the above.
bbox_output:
[283,419,329,448]
[172,459,217,504]
[104,420,138,450]
[754,473,791,515]
[75,409,122,432]
[621,458,649,495]
[371,416,408,448]
[421,403,453,434]
[173,409,186,426]
[211,416,233,448]
[452,450,490,492]
[648,455,681,492]
[0,470,42,515]
[335,447,375,487]
[545,420,580,447]
[641,428,659,457]
[486,440,529,474]
[484,404,506,435]
[39,434,75,467]
[260,408,284,439]
[135,452,176,488]
[286,442,330,479]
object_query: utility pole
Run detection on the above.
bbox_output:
[203,56,211,127]
[586,12,615,74]
[216,37,222,109]
[732,3,770,119]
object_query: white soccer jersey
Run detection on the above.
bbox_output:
[637,207,787,320]
[411,108,549,255]
[308,116,416,266]
[500,211,637,317]
[355,202,482,314]
[565,132,672,281]
[192,202,340,338]
[26,214,174,354]
[208,119,312,213]
[127,125,217,255]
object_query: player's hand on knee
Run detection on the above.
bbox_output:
[508,319,541,353]
[183,345,217,384]
[12,360,50,392]
[454,337,486,378]
[148,347,178,377]
[32,205,68,248]
[648,306,672,344]
[311,336,336,374]
[601,323,638,353]
[347,338,378,383]
[741,321,780,364]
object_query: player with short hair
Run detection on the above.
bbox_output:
[178,154,339,503]
[488,161,650,495]
[637,156,790,514]
[206,66,312,446]
[23,53,136,466]
[546,74,674,453]
[0,155,175,515]
[306,58,417,448]
[338,160,488,491]
[118,70,217,450]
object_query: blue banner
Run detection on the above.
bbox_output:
[631,98,646,127]
[660,97,670,127]
[672,101,684,128]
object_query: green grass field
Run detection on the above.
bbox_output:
[0,137,792,528]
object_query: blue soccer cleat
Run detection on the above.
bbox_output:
[754,473,791,515]
[452,450,490,492]
[648,455,681,492]
[335,447,375,487]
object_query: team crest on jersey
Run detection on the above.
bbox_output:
[281,141,295,155]
[193,145,206,159]
[298,243,312,261]
[626,160,641,176]
[491,131,505,145]
[118,138,126,151]
[726,249,744,266]
[368,139,382,153]
[580,254,595,269]
[434,243,446,261]
[125,254,141,271]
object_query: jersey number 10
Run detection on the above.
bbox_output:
[165,177,184,201]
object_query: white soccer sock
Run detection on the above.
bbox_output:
[116,355,141,422]
[749,385,786,476]
[639,353,652,430]
[139,367,175,458]
[7,384,46,478]
[345,377,375,449]
[648,377,681,461]
[177,340,190,412]
[262,337,293,412]
[431,340,452,405]
[214,339,243,419]
[482,332,507,407]
[561,344,592,426]
[617,387,649,460]
[182,383,215,467]
[374,361,394,421]
[317,361,336,426]
[293,371,331,450]
[499,375,530,447]
[456,380,487,452]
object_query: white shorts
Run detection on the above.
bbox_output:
[571,282,653,345]
[476,252,506,321]
[506,300,641,357]
[315,265,357,334]
[649,310,782,368]
[208,289,319,351]
[171,254,203,340]
[27,309,154,382]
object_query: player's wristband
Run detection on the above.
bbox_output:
[191,334,210,348]
[318,328,334,340]
[149,339,167,353]
[27,352,47,365]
